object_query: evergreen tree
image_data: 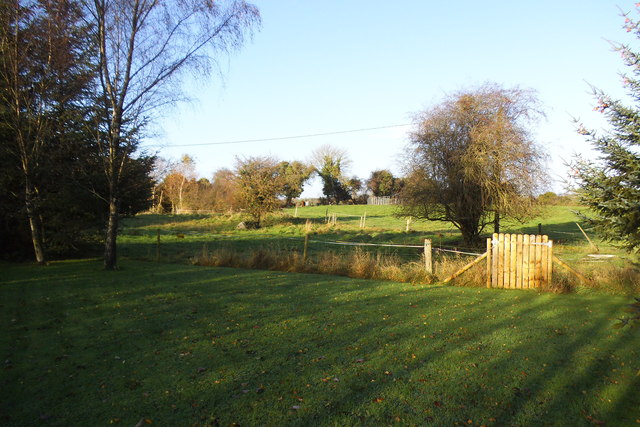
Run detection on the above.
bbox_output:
[574,6,640,252]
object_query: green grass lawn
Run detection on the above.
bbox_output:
[1,259,639,426]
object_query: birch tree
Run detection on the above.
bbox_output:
[83,0,260,268]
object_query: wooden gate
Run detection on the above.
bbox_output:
[487,233,553,289]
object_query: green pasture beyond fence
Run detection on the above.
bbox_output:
[122,229,484,266]
[118,205,632,290]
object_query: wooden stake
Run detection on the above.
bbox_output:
[576,222,599,252]
[424,239,432,274]
[443,252,488,283]
[303,234,309,263]
[294,205,298,218]
[553,255,590,284]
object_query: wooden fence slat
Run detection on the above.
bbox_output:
[522,234,530,288]
[486,238,492,288]
[497,233,504,288]
[504,233,510,288]
[509,234,517,288]
[534,235,543,288]
[516,234,523,289]
[528,235,536,288]
[541,235,549,287]
[492,233,499,288]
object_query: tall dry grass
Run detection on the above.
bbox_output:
[194,245,640,293]
[194,246,437,285]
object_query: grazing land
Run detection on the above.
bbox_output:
[1,259,639,426]
[118,205,639,294]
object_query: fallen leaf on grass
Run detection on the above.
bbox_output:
[585,415,606,425]
[373,397,384,403]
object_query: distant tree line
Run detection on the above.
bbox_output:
[150,149,406,227]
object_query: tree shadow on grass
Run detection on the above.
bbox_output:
[1,261,637,425]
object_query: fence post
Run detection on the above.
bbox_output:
[294,205,298,218]
[303,233,309,263]
[486,237,492,288]
[424,239,432,274]
[363,211,367,228]
[156,229,161,262]
[406,217,411,232]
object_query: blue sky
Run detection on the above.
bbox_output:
[145,0,635,196]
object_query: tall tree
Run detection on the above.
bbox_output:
[311,144,351,204]
[149,156,176,213]
[346,176,363,201]
[399,84,547,246]
[161,154,196,213]
[573,6,640,252]
[367,169,399,197]
[84,0,260,269]
[0,0,94,263]
[278,160,313,207]
[211,168,240,212]
[235,156,283,226]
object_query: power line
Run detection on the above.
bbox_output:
[155,123,412,147]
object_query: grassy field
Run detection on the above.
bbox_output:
[119,204,615,259]
[117,205,639,294]
[1,259,639,426]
